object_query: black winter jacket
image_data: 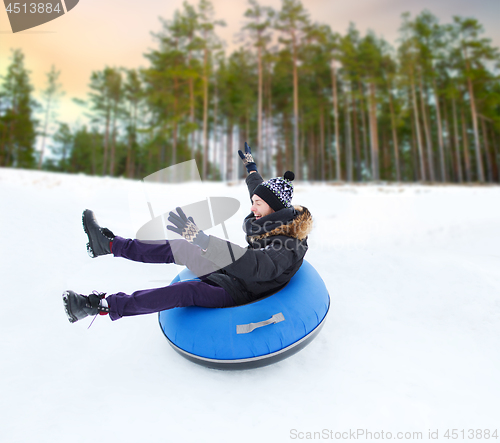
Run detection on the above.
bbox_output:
[203,172,313,305]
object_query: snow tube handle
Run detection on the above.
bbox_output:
[236,312,285,334]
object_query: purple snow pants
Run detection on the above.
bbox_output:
[105,236,236,321]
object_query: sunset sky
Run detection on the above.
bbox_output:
[1,0,499,126]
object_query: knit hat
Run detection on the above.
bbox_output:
[253,171,295,212]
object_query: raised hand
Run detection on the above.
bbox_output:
[167,207,210,250]
[238,142,258,173]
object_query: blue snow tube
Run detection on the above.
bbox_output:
[158,260,330,370]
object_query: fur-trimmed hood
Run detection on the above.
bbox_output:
[244,205,313,244]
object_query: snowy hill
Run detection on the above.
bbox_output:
[1,167,499,443]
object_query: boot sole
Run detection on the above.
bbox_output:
[62,291,78,323]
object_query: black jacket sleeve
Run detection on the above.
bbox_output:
[245,172,264,200]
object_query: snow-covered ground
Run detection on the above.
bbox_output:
[1,167,499,443]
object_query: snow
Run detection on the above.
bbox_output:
[0,167,499,443]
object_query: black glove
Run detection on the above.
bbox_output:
[166,207,210,250]
[238,142,258,173]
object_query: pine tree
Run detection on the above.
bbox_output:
[451,17,499,182]
[325,29,342,180]
[242,0,274,168]
[399,15,426,181]
[123,69,143,178]
[197,0,225,180]
[381,53,401,181]
[38,65,63,169]
[87,67,123,175]
[358,32,385,180]
[0,49,37,168]
[52,122,72,172]
[275,0,310,179]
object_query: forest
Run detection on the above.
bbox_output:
[1,0,499,183]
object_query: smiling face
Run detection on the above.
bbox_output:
[251,194,275,220]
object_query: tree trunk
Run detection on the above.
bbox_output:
[351,84,361,181]
[125,117,133,179]
[278,113,286,175]
[266,75,273,176]
[344,88,353,182]
[368,82,379,180]
[102,108,110,175]
[442,98,452,182]
[419,74,434,182]
[308,131,314,180]
[388,89,400,181]
[147,144,152,174]
[226,121,233,181]
[131,100,137,178]
[410,107,419,182]
[451,96,463,183]
[466,78,485,182]
[283,114,290,172]
[319,106,325,181]
[160,123,167,167]
[292,30,300,178]
[38,94,52,169]
[432,79,446,182]
[489,122,499,182]
[326,107,332,180]
[331,61,341,180]
[125,140,132,178]
[109,108,117,176]
[382,129,390,178]
[188,48,196,177]
[246,110,250,149]
[89,131,95,175]
[0,122,8,166]
[9,106,16,166]
[202,43,209,181]
[171,120,178,170]
[479,116,493,183]
[359,81,369,178]
[172,79,179,170]
[410,76,426,181]
[463,44,485,182]
[196,126,201,165]
[299,111,305,174]
[62,140,68,172]
[239,117,246,178]
[331,60,342,180]
[213,81,219,179]
[219,118,225,180]
[460,107,471,182]
[257,45,263,166]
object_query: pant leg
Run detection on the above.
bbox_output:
[106,280,236,321]
[111,236,175,264]
[112,236,218,277]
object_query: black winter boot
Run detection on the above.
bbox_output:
[62,290,109,323]
[82,209,115,258]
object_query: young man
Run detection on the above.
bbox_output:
[63,144,312,324]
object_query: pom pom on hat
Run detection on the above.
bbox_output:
[284,171,295,181]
